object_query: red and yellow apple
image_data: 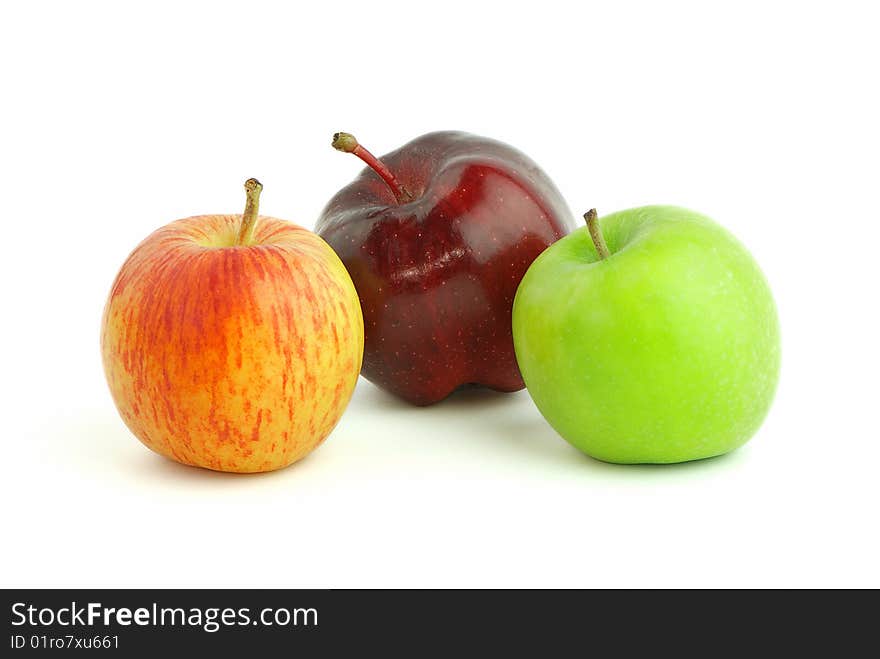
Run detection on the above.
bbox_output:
[101,179,364,473]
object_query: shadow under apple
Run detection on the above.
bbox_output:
[60,410,322,486]
[78,383,749,484]
[347,379,750,477]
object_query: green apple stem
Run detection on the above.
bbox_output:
[332,132,413,204]
[585,209,610,260]
[236,178,263,246]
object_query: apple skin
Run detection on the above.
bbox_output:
[317,131,576,405]
[512,206,780,464]
[101,214,364,473]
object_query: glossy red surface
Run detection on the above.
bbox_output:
[317,131,575,405]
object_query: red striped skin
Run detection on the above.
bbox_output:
[101,214,364,473]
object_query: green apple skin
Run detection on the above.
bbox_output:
[512,206,780,464]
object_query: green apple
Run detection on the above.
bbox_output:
[512,206,780,464]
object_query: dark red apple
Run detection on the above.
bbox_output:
[316,131,575,405]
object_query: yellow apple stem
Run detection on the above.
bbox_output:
[236,178,263,246]
[585,208,610,260]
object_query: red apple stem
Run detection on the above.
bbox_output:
[236,178,263,246]
[585,209,610,260]
[332,132,413,204]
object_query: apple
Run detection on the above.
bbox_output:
[317,131,576,405]
[101,179,364,473]
[512,206,780,464]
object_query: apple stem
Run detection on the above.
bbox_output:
[332,132,413,204]
[236,178,263,246]
[585,209,610,260]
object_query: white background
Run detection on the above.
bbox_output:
[2,1,878,588]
